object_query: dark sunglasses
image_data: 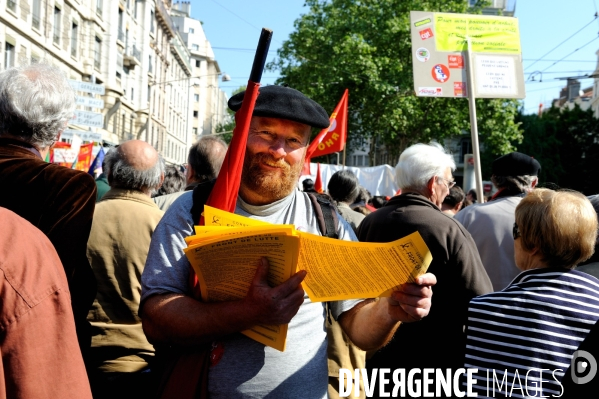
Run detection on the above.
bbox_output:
[513,222,521,240]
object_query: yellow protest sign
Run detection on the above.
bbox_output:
[434,13,521,54]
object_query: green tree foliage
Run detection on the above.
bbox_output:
[268,0,522,163]
[513,105,599,195]
[214,86,246,144]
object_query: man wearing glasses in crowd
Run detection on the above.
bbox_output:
[357,143,492,398]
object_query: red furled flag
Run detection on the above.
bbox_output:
[314,163,324,193]
[306,89,348,159]
[200,29,272,223]
[202,80,260,217]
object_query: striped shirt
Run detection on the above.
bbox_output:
[463,268,599,398]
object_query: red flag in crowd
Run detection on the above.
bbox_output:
[307,89,348,159]
[314,163,324,193]
[302,89,348,175]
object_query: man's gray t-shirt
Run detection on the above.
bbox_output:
[141,189,360,398]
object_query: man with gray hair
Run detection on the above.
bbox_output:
[0,63,97,355]
[358,143,492,397]
[86,140,165,398]
[153,135,227,211]
[455,151,541,291]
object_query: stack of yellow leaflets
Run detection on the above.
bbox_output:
[184,205,433,352]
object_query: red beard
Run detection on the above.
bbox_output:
[241,152,303,202]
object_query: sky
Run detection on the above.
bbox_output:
[191,0,599,115]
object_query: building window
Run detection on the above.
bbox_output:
[195,59,200,68]
[71,23,78,57]
[4,42,15,69]
[7,0,17,13]
[131,87,134,101]
[53,7,61,45]
[194,94,199,102]
[96,0,103,17]
[94,36,102,69]
[193,111,199,118]
[149,55,153,73]
[191,44,199,51]
[118,9,125,42]
[189,27,195,34]
[192,127,198,135]
[150,10,155,33]
[32,0,41,29]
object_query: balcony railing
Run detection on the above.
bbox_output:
[155,0,178,37]
[170,36,192,73]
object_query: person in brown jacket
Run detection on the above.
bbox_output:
[0,207,93,399]
[0,64,97,356]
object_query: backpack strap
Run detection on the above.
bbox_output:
[307,192,339,239]
[190,179,217,225]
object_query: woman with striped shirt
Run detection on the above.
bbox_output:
[464,188,599,398]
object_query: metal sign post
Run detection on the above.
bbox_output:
[466,38,485,203]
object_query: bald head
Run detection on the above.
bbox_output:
[187,136,228,184]
[117,140,160,171]
[105,140,165,195]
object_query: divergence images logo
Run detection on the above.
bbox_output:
[571,350,597,385]
[432,64,450,83]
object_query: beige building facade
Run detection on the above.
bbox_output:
[1,0,223,165]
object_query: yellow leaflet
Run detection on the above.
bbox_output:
[183,227,300,352]
[296,231,432,302]
[204,205,271,227]
[186,225,295,246]
[434,13,521,54]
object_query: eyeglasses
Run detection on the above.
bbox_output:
[437,176,456,189]
[513,222,521,240]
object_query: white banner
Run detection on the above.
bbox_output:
[75,96,105,108]
[68,80,105,95]
[300,163,398,197]
[62,129,102,142]
[72,110,103,128]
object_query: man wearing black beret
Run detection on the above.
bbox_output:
[455,151,541,291]
[140,85,436,398]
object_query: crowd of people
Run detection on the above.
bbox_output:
[1,62,598,399]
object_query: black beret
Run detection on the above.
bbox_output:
[228,85,330,129]
[492,152,541,177]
